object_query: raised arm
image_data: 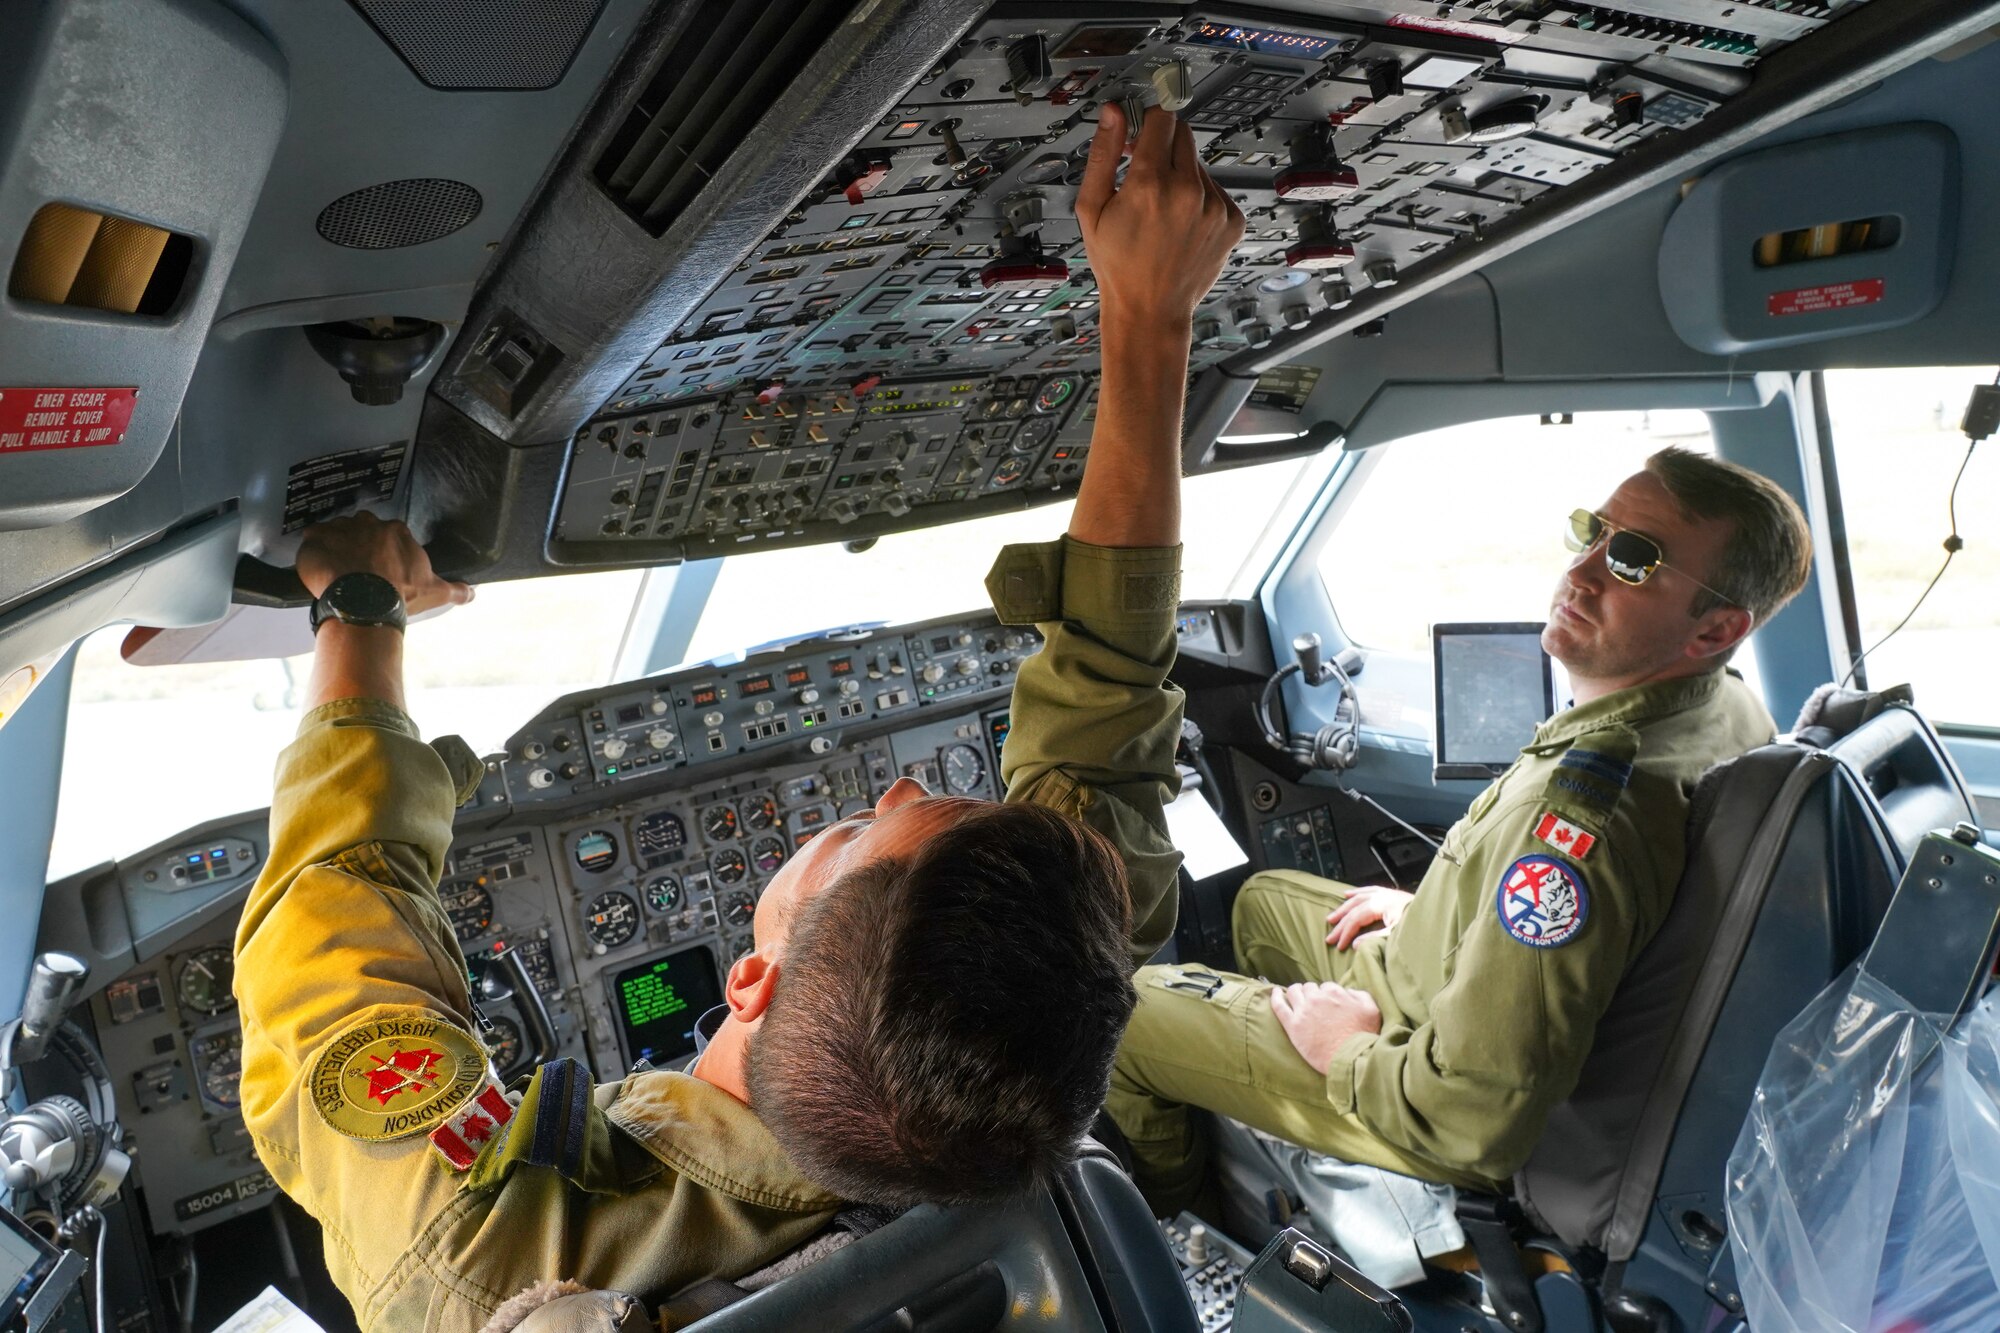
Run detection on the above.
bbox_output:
[989,104,1242,965]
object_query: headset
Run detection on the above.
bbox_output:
[1257,631,1362,772]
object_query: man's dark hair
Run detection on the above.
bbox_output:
[1644,446,1813,639]
[748,801,1135,1206]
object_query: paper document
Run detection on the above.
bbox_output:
[1163,784,1249,881]
[213,1286,328,1333]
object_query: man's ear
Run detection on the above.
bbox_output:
[1687,605,1754,662]
[724,949,782,1028]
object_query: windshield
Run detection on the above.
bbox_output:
[48,570,646,882]
[679,455,1316,665]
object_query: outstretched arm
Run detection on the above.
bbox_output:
[296,512,474,712]
[1068,103,1243,548]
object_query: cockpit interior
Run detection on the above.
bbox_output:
[3,1,1999,1330]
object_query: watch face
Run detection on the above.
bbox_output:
[327,573,403,623]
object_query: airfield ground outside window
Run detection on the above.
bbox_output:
[48,569,646,882]
[1315,411,1719,659]
[1822,366,2000,728]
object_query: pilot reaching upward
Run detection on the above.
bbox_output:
[232,104,1241,1333]
[1105,447,1813,1277]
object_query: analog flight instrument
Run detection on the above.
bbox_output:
[750,836,787,875]
[742,794,778,831]
[584,891,640,950]
[711,848,748,885]
[574,829,619,874]
[192,1030,243,1110]
[440,877,495,942]
[482,1016,523,1072]
[175,946,235,1016]
[942,744,987,794]
[702,804,740,843]
[643,875,683,914]
[635,810,688,863]
[722,892,756,928]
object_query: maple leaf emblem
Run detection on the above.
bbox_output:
[359,1045,447,1106]
[460,1112,495,1143]
[1552,827,1573,845]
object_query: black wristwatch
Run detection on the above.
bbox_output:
[309,572,408,635]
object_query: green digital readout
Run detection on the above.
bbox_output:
[610,946,724,1065]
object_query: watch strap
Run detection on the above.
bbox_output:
[309,572,408,634]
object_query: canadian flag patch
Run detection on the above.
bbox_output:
[428,1081,515,1170]
[1534,811,1596,860]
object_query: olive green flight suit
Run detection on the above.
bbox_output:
[1107,669,1774,1209]
[233,536,1185,1333]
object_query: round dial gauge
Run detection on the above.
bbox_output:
[942,744,987,795]
[722,892,756,927]
[635,810,687,862]
[1013,416,1057,454]
[1034,375,1079,414]
[990,458,1027,489]
[573,828,619,874]
[175,946,236,1016]
[741,794,778,831]
[750,836,787,875]
[192,1030,242,1109]
[584,891,640,950]
[711,848,749,885]
[439,878,495,942]
[481,1017,523,1072]
[1017,152,1071,185]
[643,875,683,914]
[702,804,740,843]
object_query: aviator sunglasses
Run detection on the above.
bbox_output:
[1564,508,1737,605]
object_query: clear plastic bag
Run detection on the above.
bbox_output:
[1725,969,2000,1333]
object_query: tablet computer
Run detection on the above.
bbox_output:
[1432,622,1556,782]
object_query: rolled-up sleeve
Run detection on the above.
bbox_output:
[987,537,1186,966]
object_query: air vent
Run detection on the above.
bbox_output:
[316,179,483,249]
[9,203,195,316]
[346,0,607,91]
[594,0,858,236]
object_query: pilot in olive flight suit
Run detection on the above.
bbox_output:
[1107,464,1811,1219]
[231,105,1243,1333]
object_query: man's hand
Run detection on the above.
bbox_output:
[296,514,472,713]
[1270,982,1382,1075]
[296,512,473,615]
[1066,104,1244,551]
[1325,886,1414,950]
[1076,102,1244,326]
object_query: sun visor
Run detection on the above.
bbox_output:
[0,0,285,531]
[1657,123,1959,355]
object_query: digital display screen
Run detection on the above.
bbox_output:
[1,1202,61,1327]
[1432,624,1555,780]
[616,704,645,725]
[690,684,720,707]
[612,947,724,1066]
[931,635,953,652]
[741,674,774,696]
[989,711,1012,759]
[786,667,812,687]
[828,656,854,677]
[1186,21,1340,59]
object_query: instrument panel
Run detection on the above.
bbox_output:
[550,0,1882,563]
[44,605,1108,1239]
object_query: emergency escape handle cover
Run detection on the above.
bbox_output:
[230,546,457,609]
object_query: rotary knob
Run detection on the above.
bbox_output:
[838,678,861,697]
[955,658,980,676]
[521,740,546,761]
[648,727,675,750]
[602,737,628,761]
[649,699,669,715]
[527,768,555,790]
[797,687,821,705]
[955,632,973,647]
[703,711,724,728]
[753,699,774,716]
[921,663,946,685]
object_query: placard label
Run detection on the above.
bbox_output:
[0,387,138,453]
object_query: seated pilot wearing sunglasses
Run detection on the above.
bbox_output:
[1104,446,1813,1283]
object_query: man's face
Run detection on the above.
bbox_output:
[750,777,983,954]
[1543,470,1741,692]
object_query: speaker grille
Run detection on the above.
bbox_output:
[316,179,484,250]
[347,0,606,91]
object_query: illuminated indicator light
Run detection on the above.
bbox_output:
[606,766,619,775]
[188,854,203,864]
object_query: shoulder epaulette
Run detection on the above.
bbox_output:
[1540,724,1641,834]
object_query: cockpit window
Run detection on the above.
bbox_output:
[48,569,646,881]
[1316,411,1718,657]
[1822,366,1998,726]
[679,455,1316,667]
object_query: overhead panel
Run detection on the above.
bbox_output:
[542,0,1884,565]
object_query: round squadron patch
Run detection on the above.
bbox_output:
[310,1015,489,1143]
[1495,855,1589,948]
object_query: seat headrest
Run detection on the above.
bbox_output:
[1793,682,1916,749]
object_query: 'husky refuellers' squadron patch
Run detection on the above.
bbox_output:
[310,1015,489,1143]
[1496,854,1589,948]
